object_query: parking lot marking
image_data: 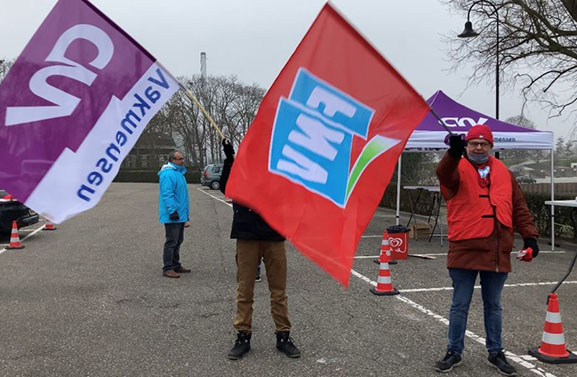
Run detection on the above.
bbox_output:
[350,268,559,377]
[200,190,560,376]
[196,188,232,207]
[354,253,440,259]
[355,250,566,257]
[0,224,45,255]
[400,280,577,293]
[21,225,46,241]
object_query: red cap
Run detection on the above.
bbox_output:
[466,125,493,146]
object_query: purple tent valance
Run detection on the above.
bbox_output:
[406,90,554,150]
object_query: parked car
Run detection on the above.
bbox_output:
[201,164,223,190]
[0,189,40,234]
[516,176,537,184]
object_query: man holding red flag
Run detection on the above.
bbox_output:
[220,140,300,360]
[435,126,538,375]
[224,3,429,286]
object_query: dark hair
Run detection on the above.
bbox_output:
[168,150,181,162]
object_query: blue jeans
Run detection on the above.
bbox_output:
[447,268,508,355]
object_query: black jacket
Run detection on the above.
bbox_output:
[220,157,285,241]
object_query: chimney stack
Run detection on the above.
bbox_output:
[200,52,207,81]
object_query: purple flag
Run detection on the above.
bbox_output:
[0,0,179,223]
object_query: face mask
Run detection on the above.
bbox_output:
[467,153,489,165]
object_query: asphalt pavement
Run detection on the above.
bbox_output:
[1,183,576,377]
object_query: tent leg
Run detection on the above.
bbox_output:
[551,149,555,251]
[396,156,401,226]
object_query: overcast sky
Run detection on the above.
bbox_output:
[0,0,572,141]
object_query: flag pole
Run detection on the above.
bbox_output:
[154,61,226,140]
[178,83,226,140]
[428,107,453,136]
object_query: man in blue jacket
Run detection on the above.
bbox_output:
[158,150,190,278]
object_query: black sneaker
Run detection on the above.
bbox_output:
[488,351,517,376]
[255,274,262,282]
[228,332,251,360]
[276,331,301,358]
[435,351,462,373]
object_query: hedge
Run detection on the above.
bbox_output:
[379,183,576,240]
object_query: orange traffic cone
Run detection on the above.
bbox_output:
[44,220,56,230]
[7,221,25,249]
[373,230,397,265]
[529,293,577,364]
[370,231,399,296]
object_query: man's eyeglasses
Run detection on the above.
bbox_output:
[467,141,491,148]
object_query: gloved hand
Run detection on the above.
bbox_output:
[169,210,179,221]
[523,238,539,257]
[448,134,466,158]
[222,139,235,160]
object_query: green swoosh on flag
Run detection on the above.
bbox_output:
[345,135,400,199]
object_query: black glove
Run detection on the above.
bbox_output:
[222,139,235,160]
[169,210,179,221]
[448,134,466,158]
[523,238,539,258]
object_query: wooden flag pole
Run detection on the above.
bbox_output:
[179,83,226,140]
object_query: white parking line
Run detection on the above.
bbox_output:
[196,188,232,207]
[400,280,577,293]
[201,190,562,376]
[355,251,567,258]
[0,225,45,255]
[354,253,439,259]
[350,268,559,377]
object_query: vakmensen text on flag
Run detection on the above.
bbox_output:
[0,0,179,223]
[225,4,430,287]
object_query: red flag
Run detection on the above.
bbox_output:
[226,3,429,286]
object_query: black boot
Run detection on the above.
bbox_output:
[228,332,251,360]
[435,350,462,372]
[488,351,517,376]
[276,331,301,358]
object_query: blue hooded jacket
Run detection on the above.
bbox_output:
[158,162,189,224]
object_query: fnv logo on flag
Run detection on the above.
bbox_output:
[226,4,430,286]
[0,0,178,223]
[270,68,398,207]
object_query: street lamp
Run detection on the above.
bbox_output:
[458,0,500,120]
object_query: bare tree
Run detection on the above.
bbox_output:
[444,1,577,125]
[154,75,264,168]
[0,59,14,83]
[500,114,543,161]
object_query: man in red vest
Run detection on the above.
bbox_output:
[434,125,539,376]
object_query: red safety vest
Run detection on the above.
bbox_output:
[446,156,513,241]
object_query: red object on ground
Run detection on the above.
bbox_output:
[529,293,577,364]
[387,228,408,260]
[370,232,399,296]
[44,220,56,231]
[7,220,25,249]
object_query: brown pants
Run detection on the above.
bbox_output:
[234,239,291,333]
